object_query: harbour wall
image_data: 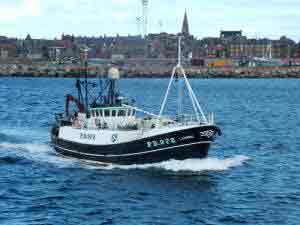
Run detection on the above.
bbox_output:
[0,62,300,78]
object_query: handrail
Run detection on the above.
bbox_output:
[122,104,160,118]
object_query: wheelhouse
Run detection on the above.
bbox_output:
[87,106,137,130]
[90,107,136,118]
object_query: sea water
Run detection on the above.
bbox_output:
[0,78,299,225]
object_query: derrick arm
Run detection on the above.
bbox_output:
[65,94,85,116]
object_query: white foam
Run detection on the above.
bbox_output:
[0,142,250,172]
[0,142,76,167]
[89,155,250,172]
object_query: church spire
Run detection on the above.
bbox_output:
[181,9,190,35]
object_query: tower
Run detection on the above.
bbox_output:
[141,0,149,38]
[181,10,190,36]
[136,17,142,36]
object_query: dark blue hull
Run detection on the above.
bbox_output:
[51,125,220,165]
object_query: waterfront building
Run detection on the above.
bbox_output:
[48,46,65,61]
[0,37,18,59]
[192,37,226,58]
[0,45,17,59]
[147,32,177,58]
[220,31,243,40]
[75,35,146,59]
[0,20,299,67]
[272,36,295,59]
[62,34,79,58]
[0,50,8,59]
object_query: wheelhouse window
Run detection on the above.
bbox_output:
[118,110,126,117]
[104,109,110,117]
[96,110,99,117]
[112,110,116,117]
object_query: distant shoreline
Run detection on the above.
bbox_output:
[1,75,300,79]
[1,65,300,79]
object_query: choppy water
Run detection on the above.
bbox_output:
[0,78,299,225]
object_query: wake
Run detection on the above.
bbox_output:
[102,155,250,172]
[0,142,76,167]
[0,142,250,172]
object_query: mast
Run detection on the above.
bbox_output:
[157,36,208,126]
[269,41,272,59]
[76,79,83,105]
[177,36,183,117]
[85,62,88,113]
[108,67,120,106]
[84,49,89,113]
[83,48,89,113]
[177,36,182,67]
[109,78,115,105]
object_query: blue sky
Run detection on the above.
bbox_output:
[0,0,299,40]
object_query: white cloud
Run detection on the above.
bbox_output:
[0,0,41,20]
[111,0,132,5]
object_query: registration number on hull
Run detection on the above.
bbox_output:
[80,133,96,141]
[200,130,215,138]
[146,138,176,149]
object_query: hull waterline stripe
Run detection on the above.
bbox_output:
[55,152,113,166]
[54,141,212,158]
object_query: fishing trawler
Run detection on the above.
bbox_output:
[51,37,221,165]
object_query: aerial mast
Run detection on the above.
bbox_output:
[136,17,142,36]
[141,0,149,38]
